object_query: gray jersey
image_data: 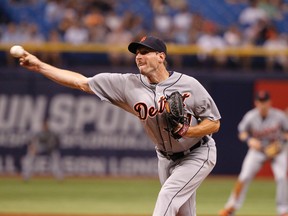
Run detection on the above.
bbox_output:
[88,71,221,153]
[22,130,62,181]
[238,108,288,146]
[32,131,60,154]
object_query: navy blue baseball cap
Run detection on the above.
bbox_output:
[254,90,270,101]
[128,36,167,55]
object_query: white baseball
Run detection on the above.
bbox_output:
[10,45,25,58]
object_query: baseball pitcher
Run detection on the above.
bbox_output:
[17,36,221,216]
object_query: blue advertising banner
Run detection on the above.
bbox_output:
[0,90,157,177]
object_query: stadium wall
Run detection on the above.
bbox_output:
[0,66,287,177]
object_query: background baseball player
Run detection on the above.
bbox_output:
[22,120,63,181]
[16,36,221,216]
[219,91,288,216]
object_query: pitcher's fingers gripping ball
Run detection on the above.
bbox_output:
[16,50,42,72]
[9,45,34,69]
[10,45,25,58]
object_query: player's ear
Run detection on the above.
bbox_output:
[158,52,166,63]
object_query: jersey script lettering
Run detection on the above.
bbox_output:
[134,93,190,120]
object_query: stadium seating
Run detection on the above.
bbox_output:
[2,0,288,38]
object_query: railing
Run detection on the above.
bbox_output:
[0,43,287,57]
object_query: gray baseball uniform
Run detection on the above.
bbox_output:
[223,107,288,215]
[88,71,221,216]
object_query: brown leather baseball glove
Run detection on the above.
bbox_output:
[264,141,282,159]
[164,91,189,139]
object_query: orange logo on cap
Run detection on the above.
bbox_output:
[140,36,147,42]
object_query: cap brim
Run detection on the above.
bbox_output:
[128,42,156,54]
[257,97,270,102]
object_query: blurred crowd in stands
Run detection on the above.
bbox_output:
[1,0,288,72]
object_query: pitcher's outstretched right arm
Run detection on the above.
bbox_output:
[19,51,93,94]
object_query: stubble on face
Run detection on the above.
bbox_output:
[136,48,159,76]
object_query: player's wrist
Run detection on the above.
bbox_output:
[171,123,189,139]
[176,123,189,137]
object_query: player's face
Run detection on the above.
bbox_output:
[135,46,163,76]
[255,100,271,116]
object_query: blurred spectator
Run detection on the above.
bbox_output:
[89,25,108,43]
[83,7,104,28]
[258,0,284,21]
[240,19,274,70]
[238,0,268,28]
[26,23,45,43]
[152,4,173,41]
[25,23,46,62]
[56,3,78,38]
[166,0,188,11]
[57,15,73,39]
[224,25,243,47]
[150,0,165,11]
[171,5,192,44]
[122,11,145,37]
[42,30,63,66]
[244,18,273,45]
[1,22,25,44]
[263,29,288,71]
[187,13,205,44]
[105,23,133,66]
[167,3,193,68]
[63,20,89,44]
[196,21,227,68]
[44,0,65,26]
[105,10,123,32]
[22,120,63,181]
[223,25,244,67]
